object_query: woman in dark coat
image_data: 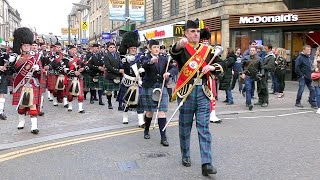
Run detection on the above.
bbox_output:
[219,48,236,105]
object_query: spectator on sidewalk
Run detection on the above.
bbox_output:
[312,47,320,114]
[231,48,243,93]
[243,40,257,57]
[257,45,266,59]
[220,48,236,105]
[295,45,317,108]
[274,48,287,98]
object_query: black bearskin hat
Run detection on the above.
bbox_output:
[200,28,211,41]
[119,31,140,55]
[13,27,34,54]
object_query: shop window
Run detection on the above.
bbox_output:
[153,0,162,21]
[195,0,202,9]
[210,31,221,45]
[171,0,179,16]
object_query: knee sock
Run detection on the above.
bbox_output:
[144,116,152,132]
[158,118,167,139]
[90,89,96,99]
[98,90,104,101]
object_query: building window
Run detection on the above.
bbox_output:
[195,0,202,8]
[171,0,179,16]
[153,0,162,21]
[211,0,218,4]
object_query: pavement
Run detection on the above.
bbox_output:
[0,81,317,148]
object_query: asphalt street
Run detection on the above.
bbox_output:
[0,81,319,179]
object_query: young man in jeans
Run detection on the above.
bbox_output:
[295,45,317,108]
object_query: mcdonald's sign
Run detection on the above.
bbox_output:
[173,25,185,37]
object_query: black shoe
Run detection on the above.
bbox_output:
[123,122,128,124]
[0,113,7,120]
[295,103,304,108]
[64,104,69,108]
[311,105,318,109]
[49,99,53,102]
[31,129,39,134]
[99,101,105,106]
[17,127,24,130]
[53,104,58,107]
[222,100,228,103]
[139,124,145,128]
[118,106,124,111]
[108,104,113,109]
[182,157,191,167]
[261,103,268,107]
[93,98,99,101]
[226,102,234,105]
[249,104,253,110]
[144,131,150,139]
[68,109,72,112]
[202,164,217,176]
[38,112,45,116]
[210,120,222,123]
[254,102,262,106]
[79,110,85,114]
[90,99,94,104]
[161,139,169,147]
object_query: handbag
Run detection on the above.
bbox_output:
[311,72,320,80]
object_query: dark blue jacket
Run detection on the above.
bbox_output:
[295,53,312,79]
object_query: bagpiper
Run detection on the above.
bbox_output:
[103,42,122,109]
[86,44,105,105]
[140,39,175,147]
[169,20,224,176]
[64,45,85,113]
[0,48,9,120]
[117,31,145,127]
[10,27,42,134]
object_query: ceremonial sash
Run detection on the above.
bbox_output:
[13,55,36,93]
[172,43,211,100]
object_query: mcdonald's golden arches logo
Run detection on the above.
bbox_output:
[173,25,185,37]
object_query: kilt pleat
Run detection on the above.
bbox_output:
[66,78,84,97]
[104,79,120,91]
[141,84,169,112]
[87,74,104,89]
[47,73,57,91]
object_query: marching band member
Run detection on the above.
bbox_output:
[46,44,56,102]
[169,20,223,176]
[117,31,145,127]
[86,44,105,105]
[65,45,85,113]
[104,42,122,109]
[199,28,221,123]
[10,27,42,134]
[141,39,175,147]
[0,48,9,120]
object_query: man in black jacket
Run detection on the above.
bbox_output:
[104,42,123,109]
[255,44,275,107]
[295,45,316,108]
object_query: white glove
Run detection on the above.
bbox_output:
[138,67,145,73]
[64,68,70,73]
[32,64,40,71]
[9,53,18,62]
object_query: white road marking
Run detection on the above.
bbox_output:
[221,111,313,120]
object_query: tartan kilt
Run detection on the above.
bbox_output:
[0,75,8,94]
[47,73,57,91]
[66,77,84,97]
[12,81,41,106]
[104,79,120,91]
[87,74,104,89]
[141,85,169,112]
[83,73,91,89]
[39,72,47,93]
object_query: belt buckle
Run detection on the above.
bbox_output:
[194,78,202,86]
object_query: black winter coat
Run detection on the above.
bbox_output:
[219,54,236,91]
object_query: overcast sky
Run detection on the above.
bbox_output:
[9,0,74,35]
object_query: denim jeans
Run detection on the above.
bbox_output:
[245,76,254,105]
[271,72,279,93]
[243,79,255,97]
[295,77,316,106]
[225,89,234,103]
[314,86,320,108]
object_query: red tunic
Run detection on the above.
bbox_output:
[12,54,42,106]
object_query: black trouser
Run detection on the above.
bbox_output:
[231,72,242,91]
[257,76,269,104]
[275,69,286,93]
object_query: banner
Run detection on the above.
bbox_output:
[109,0,126,21]
[129,0,145,22]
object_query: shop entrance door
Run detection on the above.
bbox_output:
[285,31,320,80]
